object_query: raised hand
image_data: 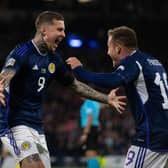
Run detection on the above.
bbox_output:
[66,57,82,69]
[108,88,126,114]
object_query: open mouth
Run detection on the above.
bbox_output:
[55,38,62,45]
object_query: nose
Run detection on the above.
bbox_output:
[62,31,66,38]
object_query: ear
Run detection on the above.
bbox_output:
[116,46,121,55]
[118,47,121,54]
[40,25,46,36]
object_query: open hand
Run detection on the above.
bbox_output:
[66,57,82,69]
[108,88,126,114]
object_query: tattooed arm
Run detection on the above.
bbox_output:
[70,79,108,104]
[0,69,16,87]
[69,79,126,113]
[0,69,16,105]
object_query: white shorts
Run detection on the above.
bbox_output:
[124,145,168,168]
[0,125,51,167]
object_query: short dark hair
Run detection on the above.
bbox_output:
[35,11,64,30]
[108,26,138,49]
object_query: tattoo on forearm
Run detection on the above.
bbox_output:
[71,79,108,104]
[0,69,16,88]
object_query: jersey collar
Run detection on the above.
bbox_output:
[31,40,48,56]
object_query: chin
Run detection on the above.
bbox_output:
[52,47,57,51]
[112,61,118,67]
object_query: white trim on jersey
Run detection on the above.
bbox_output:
[135,61,149,104]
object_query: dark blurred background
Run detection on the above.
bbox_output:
[0,0,168,167]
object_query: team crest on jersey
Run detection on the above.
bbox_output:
[21,141,31,151]
[5,58,15,67]
[48,63,55,74]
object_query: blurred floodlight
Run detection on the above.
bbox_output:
[67,35,83,48]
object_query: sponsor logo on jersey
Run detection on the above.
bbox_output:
[32,64,39,70]
[21,141,31,151]
[5,58,16,67]
[48,63,55,74]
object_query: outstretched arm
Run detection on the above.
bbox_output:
[0,69,16,106]
[70,79,126,113]
[70,79,108,103]
[66,57,124,88]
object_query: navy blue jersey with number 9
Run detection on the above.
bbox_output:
[0,40,74,134]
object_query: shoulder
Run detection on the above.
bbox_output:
[11,41,33,57]
[135,51,163,69]
[120,51,148,68]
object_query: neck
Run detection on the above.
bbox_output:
[123,48,137,57]
[32,33,48,55]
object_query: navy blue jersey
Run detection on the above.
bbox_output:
[74,50,168,151]
[0,40,74,134]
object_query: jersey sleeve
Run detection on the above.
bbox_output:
[2,46,27,73]
[73,57,140,89]
[54,55,75,86]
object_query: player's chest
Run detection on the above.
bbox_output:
[26,56,57,77]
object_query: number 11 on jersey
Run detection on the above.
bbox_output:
[154,72,168,109]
